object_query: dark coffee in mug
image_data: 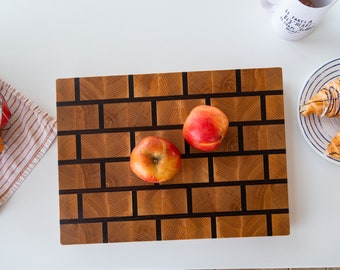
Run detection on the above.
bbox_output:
[300,0,316,7]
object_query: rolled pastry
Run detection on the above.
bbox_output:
[327,131,340,159]
[300,78,340,117]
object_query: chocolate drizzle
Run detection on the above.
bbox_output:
[300,78,340,118]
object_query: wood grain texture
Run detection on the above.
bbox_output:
[81,132,130,159]
[161,217,212,240]
[108,220,157,242]
[213,155,264,181]
[82,191,132,218]
[58,163,101,190]
[56,104,99,131]
[211,96,262,122]
[187,70,237,94]
[137,189,188,216]
[104,102,152,128]
[80,76,129,100]
[133,73,183,97]
[191,186,242,213]
[60,223,103,245]
[216,215,268,237]
[56,67,289,244]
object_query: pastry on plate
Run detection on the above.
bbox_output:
[300,78,340,117]
[327,131,340,159]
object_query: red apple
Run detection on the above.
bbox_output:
[183,105,229,151]
[0,96,11,129]
[130,136,181,183]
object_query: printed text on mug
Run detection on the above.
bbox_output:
[280,9,314,34]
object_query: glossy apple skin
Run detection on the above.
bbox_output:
[183,105,229,151]
[0,97,11,129]
[130,136,181,183]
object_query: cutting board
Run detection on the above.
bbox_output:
[56,67,289,245]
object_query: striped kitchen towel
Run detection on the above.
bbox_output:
[0,80,57,206]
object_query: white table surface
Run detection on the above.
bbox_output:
[1,0,340,269]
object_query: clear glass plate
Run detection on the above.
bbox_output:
[298,58,340,165]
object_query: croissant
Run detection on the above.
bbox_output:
[300,78,340,117]
[327,131,340,159]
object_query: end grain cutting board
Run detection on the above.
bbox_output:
[56,67,290,245]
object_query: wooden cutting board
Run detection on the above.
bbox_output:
[56,67,289,245]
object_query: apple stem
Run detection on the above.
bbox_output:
[152,156,159,165]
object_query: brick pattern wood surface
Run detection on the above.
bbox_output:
[56,67,290,245]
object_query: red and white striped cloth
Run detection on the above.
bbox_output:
[0,80,57,206]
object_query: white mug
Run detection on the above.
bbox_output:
[261,0,337,40]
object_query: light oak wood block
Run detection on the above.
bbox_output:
[57,67,289,244]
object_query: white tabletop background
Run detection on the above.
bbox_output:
[0,0,339,269]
